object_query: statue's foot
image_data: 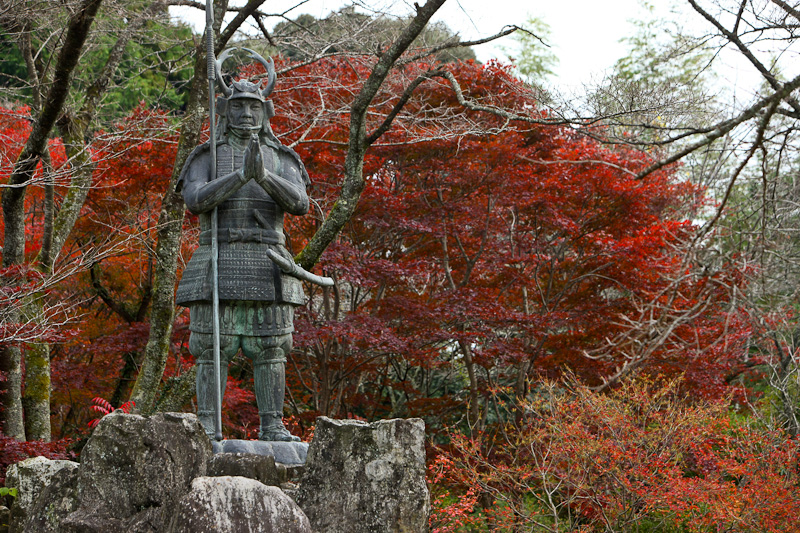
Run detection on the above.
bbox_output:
[259,425,301,442]
[198,413,216,440]
[259,415,300,442]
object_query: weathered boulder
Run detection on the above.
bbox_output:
[207,453,285,486]
[166,476,311,533]
[61,411,211,533]
[4,456,78,533]
[21,463,79,533]
[295,417,430,533]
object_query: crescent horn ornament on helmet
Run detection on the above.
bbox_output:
[215,48,276,99]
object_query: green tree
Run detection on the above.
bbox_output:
[0,2,194,120]
[505,16,558,81]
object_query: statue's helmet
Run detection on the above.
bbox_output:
[215,49,277,132]
[216,48,276,102]
[228,80,266,103]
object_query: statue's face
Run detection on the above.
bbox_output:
[227,98,264,133]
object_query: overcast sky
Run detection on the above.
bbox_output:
[170,0,652,88]
[171,0,783,104]
[430,0,647,88]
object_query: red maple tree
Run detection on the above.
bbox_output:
[0,59,753,444]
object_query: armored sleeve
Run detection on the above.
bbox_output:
[182,150,249,215]
[254,146,309,216]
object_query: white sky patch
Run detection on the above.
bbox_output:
[170,0,771,98]
[170,0,644,88]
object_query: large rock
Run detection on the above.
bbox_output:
[21,463,79,533]
[295,417,430,533]
[62,411,211,533]
[166,476,311,533]
[4,456,78,533]
[1,506,9,533]
[208,453,285,486]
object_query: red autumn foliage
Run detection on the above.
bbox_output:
[1,59,754,451]
[87,397,135,428]
[279,59,750,431]
[0,433,74,486]
[430,377,800,533]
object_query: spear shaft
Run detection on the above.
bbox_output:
[206,0,223,442]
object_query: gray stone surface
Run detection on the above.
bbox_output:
[211,439,308,465]
[62,411,211,533]
[1,506,10,533]
[208,453,285,486]
[295,417,430,533]
[4,456,78,533]
[21,464,79,533]
[166,476,311,533]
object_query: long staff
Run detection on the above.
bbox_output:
[206,0,223,442]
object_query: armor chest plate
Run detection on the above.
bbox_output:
[176,141,304,307]
[197,143,285,239]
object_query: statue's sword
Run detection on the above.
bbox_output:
[266,249,334,287]
[250,188,334,287]
[206,0,224,442]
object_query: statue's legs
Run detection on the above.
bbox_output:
[189,331,240,437]
[244,333,299,442]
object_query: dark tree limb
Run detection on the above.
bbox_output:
[632,70,800,180]
[219,0,265,48]
[295,0,448,270]
[402,25,519,65]
[254,13,276,46]
[693,99,779,243]
[770,0,800,23]
[365,69,445,146]
[90,263,137,323]
[688,0,800,117]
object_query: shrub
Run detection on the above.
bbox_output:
[430,378,800,532]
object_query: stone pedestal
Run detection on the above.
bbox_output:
[6,415,429,532]
[210,439,308,465]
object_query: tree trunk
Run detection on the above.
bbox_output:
[0,344,25,439]
[109,351,141,408]
[18,131,95,442]
[21,342,50,440]
[458,339,481,428]
[153,366,197,413]
[0,0,103,439]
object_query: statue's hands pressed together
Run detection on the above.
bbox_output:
[244,133,265,183]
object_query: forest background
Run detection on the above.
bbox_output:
[2,0,800,531]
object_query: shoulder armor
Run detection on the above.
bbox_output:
[176,142,211,192]
[262,133,311,187]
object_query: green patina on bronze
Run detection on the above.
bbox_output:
[175,53,329,442]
